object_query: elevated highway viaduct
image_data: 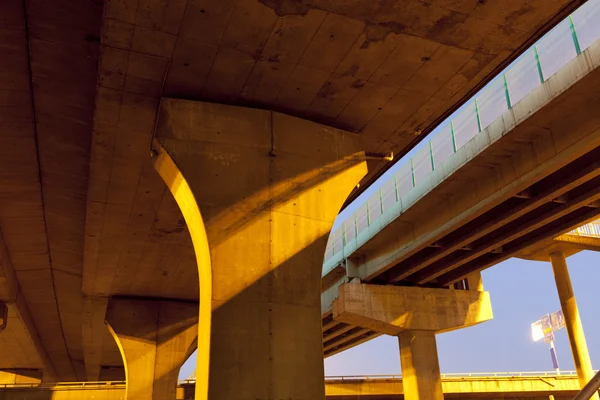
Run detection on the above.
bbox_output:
[0,0,597,400]
[0,373,585,400]
[319,9,600,399]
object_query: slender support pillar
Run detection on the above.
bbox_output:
[398,330,444,400]
[106,298,197,400]
[152,100,367,399]
[549,251,597,398]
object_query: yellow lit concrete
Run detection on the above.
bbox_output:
[152,99,367,399]
[332,280,492,400]
[321,38,600,356]
[0,0,585,378]
[517,226,600,262]
[0,370,42,385]
[2,374,579,400]
[549,252,597,400]
[399,330,444,400]
[325,374,581,399]
[332,280,492,335]
[105,298,197,400]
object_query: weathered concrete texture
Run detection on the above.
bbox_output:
[326,375,581,398]
[321,38,600,356]
[0,387,126,400]
[153,100,367,399]
[0,0,95,381]
[70,0,584,378]
[82,296,109,381]
[0,370,42,385]
[105,298,197,400]
[399,330,443,400]
[517,223,600,261]
[0,375,582,400]
[550,252,598,400]
[0,232,56,379]
[332,280,492,335]
[330,279,492,400]
[339,36,600,284]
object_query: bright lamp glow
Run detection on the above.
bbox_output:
[531,320,544,342]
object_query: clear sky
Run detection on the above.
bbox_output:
[179,252,600,379]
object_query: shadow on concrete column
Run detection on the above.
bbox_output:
[152,100,368,400]
[549,251,598,400]
[106,297,197,400]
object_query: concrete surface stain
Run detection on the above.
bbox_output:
[365,21,406,42]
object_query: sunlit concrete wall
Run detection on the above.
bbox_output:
[326,376,580,398]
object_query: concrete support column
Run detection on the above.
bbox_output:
[333,281,493,400]
[106,298,197,400]
[549,251,597,397]
[398,330,444,400]
[466,272,483,291]
[152,100,367,400]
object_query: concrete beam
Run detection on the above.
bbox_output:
[81,296,109,381]
[354,40,600,284]
[412,177,600,284]
[0,231,57,381]
[439,204,600,285]
[325,375,581,398]
[406,158,600,283]
[0,369,42,385]
[106,298,197,400]
[153,99,367,400]
[324,328,371,353]
[332,280,492,335]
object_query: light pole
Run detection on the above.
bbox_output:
[531,310,565,373]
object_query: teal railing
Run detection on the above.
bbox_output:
[323,0,600,275]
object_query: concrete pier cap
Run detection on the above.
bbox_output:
[332,279,493,335]
[151,99,368,399]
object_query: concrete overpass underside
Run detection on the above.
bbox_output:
[0,374,583,400]
[320,34,600,357]
[0,0,592,396]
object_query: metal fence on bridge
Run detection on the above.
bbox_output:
[323,370,589,381]
[0,371,588,389]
